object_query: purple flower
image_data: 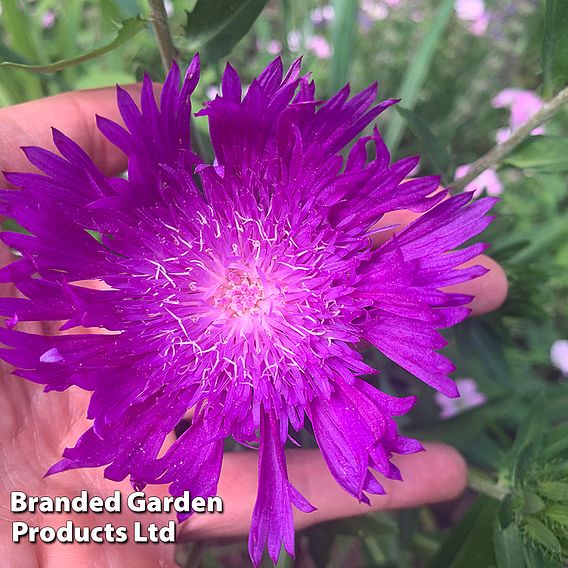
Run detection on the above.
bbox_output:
[0,56,495,565]
[455,165,504,197]
[434,378,487,419]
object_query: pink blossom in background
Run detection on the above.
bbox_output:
[455,0,490,36]
[455,0,485,21]
[435,378,487,419]
[311,5,335,25]
[41,9,55,29]
[206,85,220,100]
[266,40,282,56]
[360,0,389,21]
[307,35,332,59]
[287,30,301,52]
[551,340,568,376]
[455,165,504,197]
[492,89,545,142]
[411,9,425,23]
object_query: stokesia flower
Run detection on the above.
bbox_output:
[0,56,496,565]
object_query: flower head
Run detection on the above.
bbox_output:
[0,56,495,565]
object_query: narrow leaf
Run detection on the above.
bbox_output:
[494,521,526,568]
[543,0,568,97]
[330,0,359,92]
[428,497,499,568]
[384,0,454,153]
[395,106,452,182]
[537,482,568,502]
[503,136,568,173]
[184,0,269,62]
[545,504,568,528]
[523,517,562,555]
[1,17,147,73]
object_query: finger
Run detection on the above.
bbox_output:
[0,85,144,185]
[371,209,508,316]
[445,254,508,315]
[180,442,466,540]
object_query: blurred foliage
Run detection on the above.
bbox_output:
[1,0,568,566]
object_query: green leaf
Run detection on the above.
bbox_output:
[455,318,513,388]
[510,216,568,263]
[184,0,269,63]
[522,492,546,515]
[428,497,499,568]
[499,494,517,530]
[395,106,452,183]
[494,521,526,568]
[503,136,568,173]
[544,504,568,528]
[332,513,398,538]
[537,482,568,502]
[1,17,147,73]
[544,423,568,460]
[523,517,562,555]
[510,393,546,485]
[275,547,294,568]
[329,0,359,92]
[384,0,455,154]
[543,0,568,98]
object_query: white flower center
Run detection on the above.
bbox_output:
[214,269,265,317]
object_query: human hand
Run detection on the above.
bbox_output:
[0,88,507,567]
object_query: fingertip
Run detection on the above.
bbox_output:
[421,442,468,501]
[448,255,508,316]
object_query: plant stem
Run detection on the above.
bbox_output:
[468,467,509,501]
[148,0,177,71]
[452,84,568,192]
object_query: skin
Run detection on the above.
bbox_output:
[0,88,508,568]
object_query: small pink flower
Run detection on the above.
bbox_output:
[435,378,487,419]
[41,10,56,29]
[469,13,490,36]
[361,0,389,21]
[551,340,568,376]
[266,40,282,56]
[492,89,544,142]
[287,30,301,52]
[311,5,335,25]
[455,0,486,21]
[455,0,490,36]
[307,35,332,59]
[455,165,503,197]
